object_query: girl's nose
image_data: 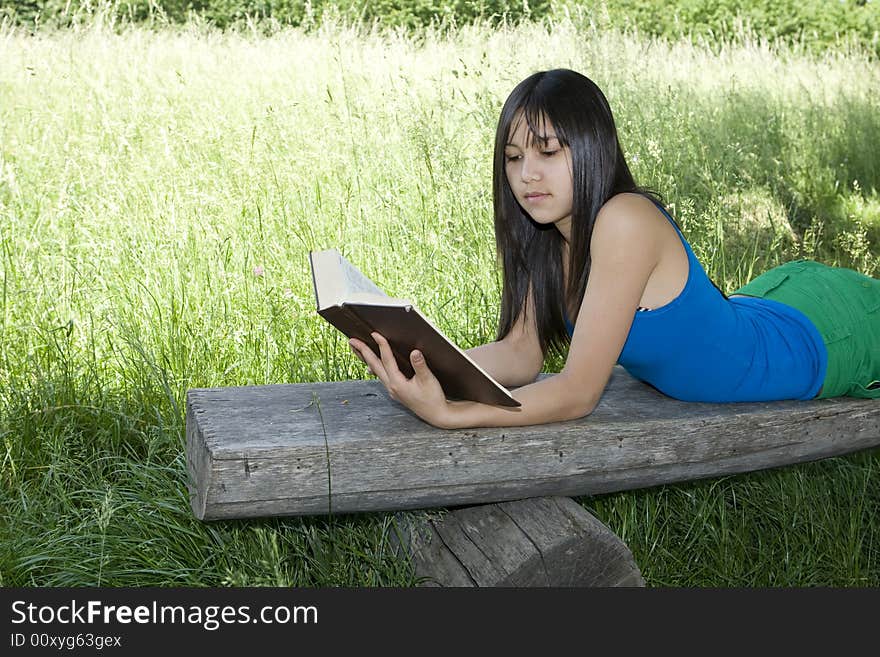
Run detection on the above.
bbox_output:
[520,154,541,182]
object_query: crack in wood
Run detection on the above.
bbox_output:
[447,513,506,584]
[497,504,550,585]
[312,391,333,518]
[429,519,478,587]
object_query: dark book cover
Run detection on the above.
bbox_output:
[311,251,520,408]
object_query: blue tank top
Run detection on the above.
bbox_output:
[563,201,827,402]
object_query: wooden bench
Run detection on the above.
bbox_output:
[186,366,880,585]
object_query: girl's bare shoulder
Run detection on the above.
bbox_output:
[597,192,662,221]
[592,192,668,247]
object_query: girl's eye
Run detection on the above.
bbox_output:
[541,150,559,157]
[504,154,521,162]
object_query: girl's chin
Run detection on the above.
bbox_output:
[527,214,563,226]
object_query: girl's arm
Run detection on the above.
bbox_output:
[439,195,664,428]
[465,283,545,388]
[466,341,541,388]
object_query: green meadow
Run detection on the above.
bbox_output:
[1,13,879,586]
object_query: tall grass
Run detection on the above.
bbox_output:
[1,15,878,586]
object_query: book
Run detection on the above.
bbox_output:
[309,248,521,407]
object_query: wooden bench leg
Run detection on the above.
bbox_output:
[390,496,645,587]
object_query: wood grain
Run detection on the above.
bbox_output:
[186,367,880,520]
[389,497,644,587]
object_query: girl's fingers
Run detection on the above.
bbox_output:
[371,332,401,379]
[349,339,372,365]
[351,338,388,382]
[349,344,366,364]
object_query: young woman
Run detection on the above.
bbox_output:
[349,68,880,429]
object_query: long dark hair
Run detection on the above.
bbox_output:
[493,68,659,359]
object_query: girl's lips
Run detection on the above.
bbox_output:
[524,193,550,202]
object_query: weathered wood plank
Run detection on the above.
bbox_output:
[390,497,644,587]
[186,367,880,520]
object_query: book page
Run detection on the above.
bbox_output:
[345,292,411,306]
[312,249,391,309]
[338,252,389,298]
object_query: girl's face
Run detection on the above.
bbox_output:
[504,113,574,239]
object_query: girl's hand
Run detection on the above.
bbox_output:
[349,332,450,428]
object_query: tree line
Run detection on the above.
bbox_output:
[3,1,879,58]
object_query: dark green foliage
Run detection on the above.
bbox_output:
[1,0,552,30]
[4,1,877,58]
[565,0,880,57]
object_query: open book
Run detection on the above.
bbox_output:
[309,248,520,407]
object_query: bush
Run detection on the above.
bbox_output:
[562,0,880,57]
[1,0,552,30]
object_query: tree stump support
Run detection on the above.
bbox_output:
[389,496,644,587]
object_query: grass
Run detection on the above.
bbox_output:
[1,14,878,587]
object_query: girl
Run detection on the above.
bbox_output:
[349,68,880,429]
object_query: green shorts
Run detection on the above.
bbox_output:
[733,260,880,399]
